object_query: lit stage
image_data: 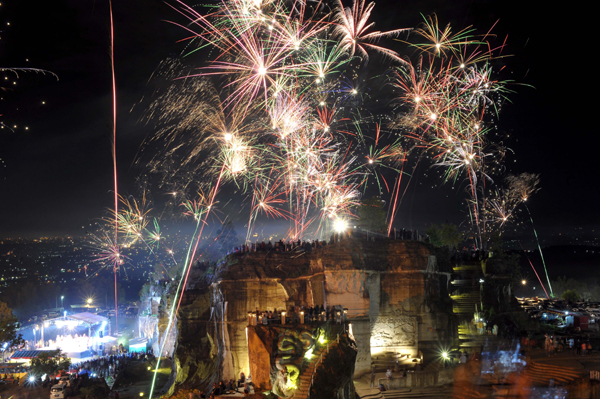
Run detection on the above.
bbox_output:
[25,312,112,360]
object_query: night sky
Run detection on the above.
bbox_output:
[0,0,597,245]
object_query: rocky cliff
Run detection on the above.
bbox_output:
[167,237,454,396]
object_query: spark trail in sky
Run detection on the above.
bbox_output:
[109,0,121,334]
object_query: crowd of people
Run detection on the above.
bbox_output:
[196,372,254,398]
[541,335,596,356]
[229,239,329,255]
[249,304,347,325]
[0,365,26,377]
[224,227,426,256]
[68,350,152,379]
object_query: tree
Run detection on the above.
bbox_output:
[440,224,463,250]
[562,289,579,302]
[0,302,12,320]
[426,224,463,249]
[29,349,71,376]
[357,197,387,232]
[0,302,24,349]
[215,221,239,255]
[484,234,521,282]
[426,224,444,247]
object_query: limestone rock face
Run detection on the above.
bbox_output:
[168,289,222,393]
[170,238,454,395]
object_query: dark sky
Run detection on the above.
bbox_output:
[0,0,598,244]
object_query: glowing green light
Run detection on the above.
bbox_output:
[304,347,314,359]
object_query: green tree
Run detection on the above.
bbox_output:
[426,224,463,249]
[562,289,579,302]
[29,349,71,376]
[551,276,594,300]
[357,197,387,232]
[215,221,239,255]
[426,224,443,247]
[0,302,24,349]
[440,224,463,249]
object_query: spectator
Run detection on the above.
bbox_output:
[370,365,376,388]
[386,368,392,390]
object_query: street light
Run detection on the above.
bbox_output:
[87,298,93,307]
[521,280,527,285]
[61,296,64,308]
[333,219,348,233]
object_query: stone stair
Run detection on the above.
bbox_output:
[450,262,487,349]
[422,358,444,373]
[372,351,402,373]
[355,388,454,399]
[381,387,453,398]
[293,342,338,399]
[457,323,500,349]
[451,292,480,314]
[448,386,489,399]
[450,263,481,315]
[519,360,585,386]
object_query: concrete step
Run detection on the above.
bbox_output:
[381,388,451,398]
[519,361,584,386]
[293,343,340,399]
